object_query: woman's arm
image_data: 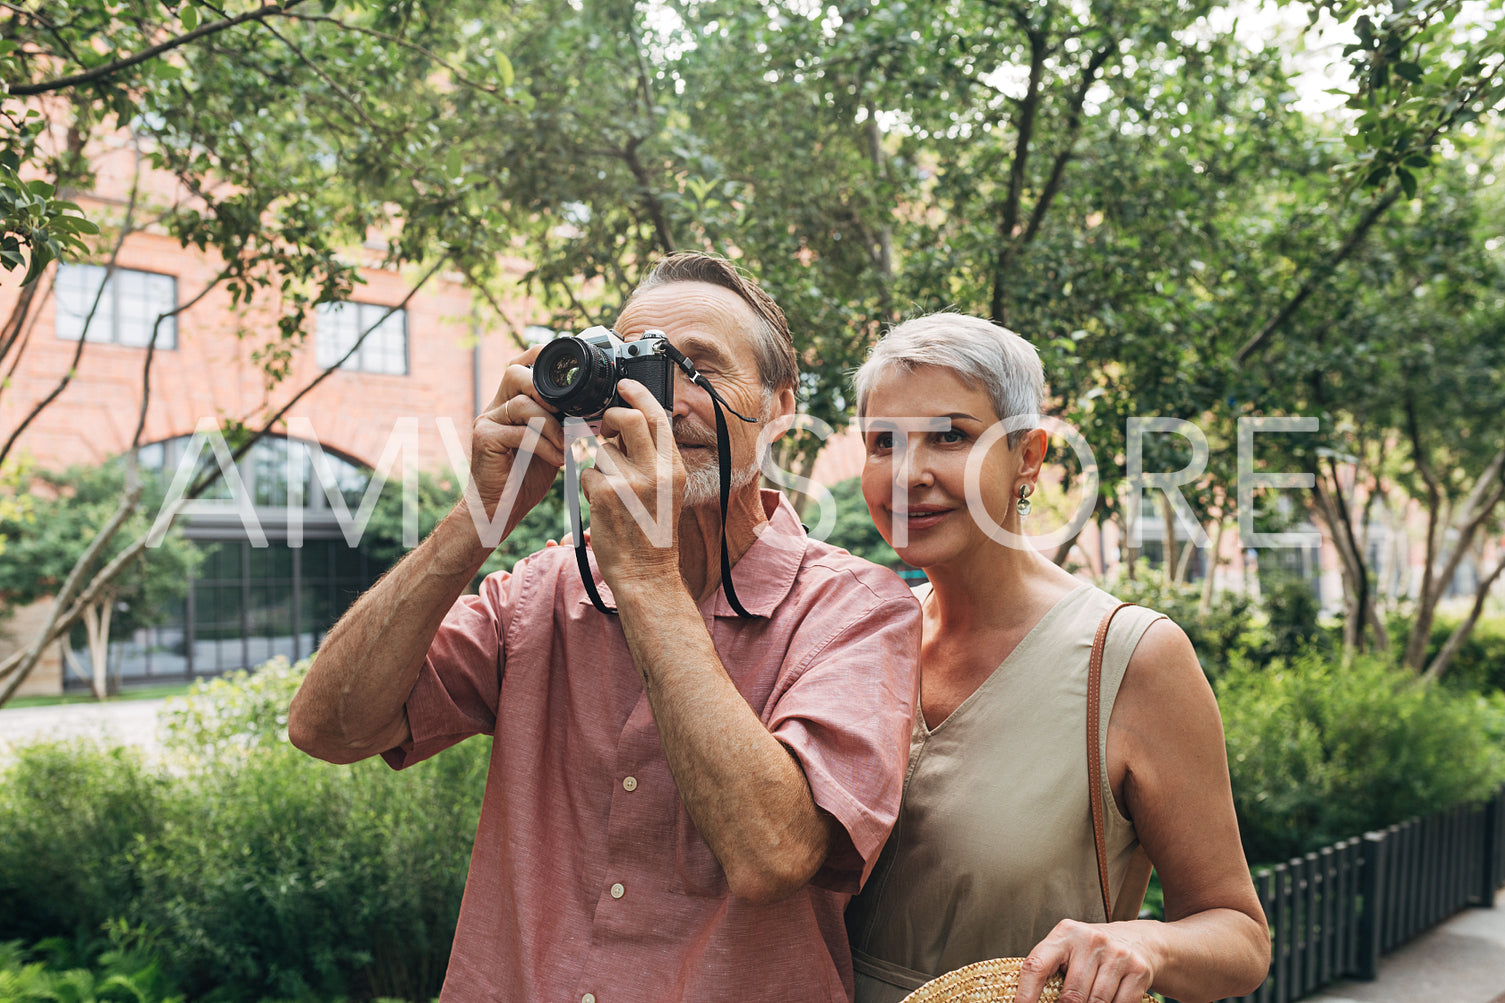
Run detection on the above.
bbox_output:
[1014,619,1270,1003]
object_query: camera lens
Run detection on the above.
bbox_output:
[533,337,616,417]
[548,354,582,389]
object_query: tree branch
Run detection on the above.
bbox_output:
[1424,547,1505,683]
[1235,187,1403,364]
[0,158,142,468]
[1019,39,1116,247]
[1235,70,1497,366]
[0,277,43,384]
[990,25,1049,324]
[246,9,392,146]
[279,12,508,98]
[0,480,142,701]
[131,263,235,450]
[456,262,531,353]
[1427,447,1505,612]
[0,258,447,703]
[622,136,676,255]
[9,1,310,97]
[215,255,449,479]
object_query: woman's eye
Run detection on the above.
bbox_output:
[938,428,967,444]
[869,431,894,452]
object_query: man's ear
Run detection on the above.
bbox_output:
[765,387,798,442]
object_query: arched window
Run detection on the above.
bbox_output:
[72,435,394,689]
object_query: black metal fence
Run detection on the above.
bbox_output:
[1215,785,1505,1003]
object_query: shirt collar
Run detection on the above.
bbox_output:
[576,489,808,618]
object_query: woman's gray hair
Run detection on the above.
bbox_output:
[853,313,1045,448]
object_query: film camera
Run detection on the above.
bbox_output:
[532,326,677,425]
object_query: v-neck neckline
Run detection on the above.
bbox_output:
[915,581,1093,735]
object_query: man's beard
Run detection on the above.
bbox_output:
[674,410,765,508]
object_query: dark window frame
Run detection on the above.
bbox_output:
[54,263,179,349]
[315,300,409,375]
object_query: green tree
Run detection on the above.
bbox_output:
[0,0,521,699]
[0,462,199,699]
[5,0,1504,699]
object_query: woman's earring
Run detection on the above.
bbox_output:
[1016,482,1033,517]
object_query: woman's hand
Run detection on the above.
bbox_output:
[1015,919,1155,1003]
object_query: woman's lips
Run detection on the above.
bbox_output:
[895,506,952,530]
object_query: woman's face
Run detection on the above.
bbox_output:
[860,365,1022,571]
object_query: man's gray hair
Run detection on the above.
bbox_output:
[629,251,798,394]
[853,312,1045,448]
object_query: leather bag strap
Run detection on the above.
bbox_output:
[1088,602,1134,923]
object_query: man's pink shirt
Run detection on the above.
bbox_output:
[383,491,921,1002]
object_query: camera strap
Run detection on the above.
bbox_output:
[570,345,759,620]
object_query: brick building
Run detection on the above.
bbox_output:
[1,136,546,696]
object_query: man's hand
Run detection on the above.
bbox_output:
[468,361,567,536]
[579,378,685,588]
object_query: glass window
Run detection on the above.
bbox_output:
[55,263,177,348]
[316,301,408,375]
[252,437,290,508]
[139,434,370,511]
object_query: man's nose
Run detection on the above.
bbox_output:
[671,368,703,419]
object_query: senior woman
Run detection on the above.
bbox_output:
[844,314,1269,1003]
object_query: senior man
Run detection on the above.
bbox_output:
[289,252,920,1002]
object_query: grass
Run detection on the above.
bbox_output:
[4,681,193,709]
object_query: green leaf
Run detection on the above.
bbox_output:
[181,3,199,31]
[496,51,514,89]
[1397,167,1417,199]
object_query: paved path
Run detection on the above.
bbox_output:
[1303,889,1505,1003]
[0,698,168,757]
[3,699,1504,1001]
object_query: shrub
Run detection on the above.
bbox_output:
[1412,613,1505,695]
[0,928,184,1003]
[1256,571,1332,664]
[0,657,488,1002]
[158,655,307,764]
[1220,649,1505,864]
[135,741,485,1002]
[0,743,167,944]
[1110,569,1257,679]
[142,657,488,1002]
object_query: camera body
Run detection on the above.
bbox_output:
[532,326,676,426]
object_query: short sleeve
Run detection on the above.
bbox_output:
[767,577,921,894]
[380,566,525,770]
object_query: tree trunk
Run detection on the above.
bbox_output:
[1159,492,1179,587]
[1403,445,1505,672]
[1312,456,1385,654]
[1117,508,1138,582]
[1200,517,1226,615]
[82,599,113,700]
[1424,549,1505,682]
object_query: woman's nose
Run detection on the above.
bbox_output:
[899,445,934,488]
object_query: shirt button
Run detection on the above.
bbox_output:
[622,776,637,792]
[582,995,596,1003]
[610,882,625,899]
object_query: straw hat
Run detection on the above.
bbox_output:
[900,958,1157,1003]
